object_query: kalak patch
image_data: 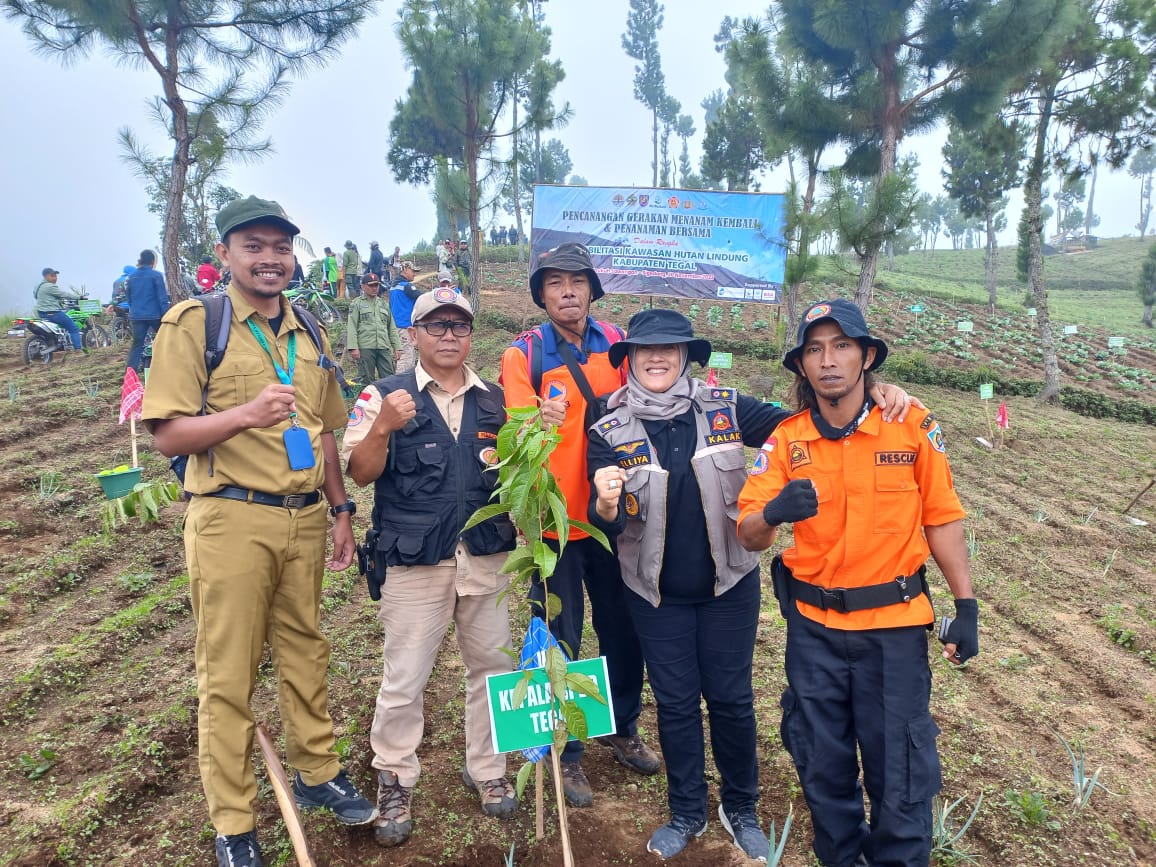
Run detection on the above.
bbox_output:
[875,451,917,465]
[789,441,813,469]
[708,408,735,432]
[614,439,652,468]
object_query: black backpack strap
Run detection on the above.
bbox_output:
[195,293,233,479]
[292,303,349,390]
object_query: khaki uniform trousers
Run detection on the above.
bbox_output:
[370,546,511,787]
[396,329,416,373]
[185,496,340,834]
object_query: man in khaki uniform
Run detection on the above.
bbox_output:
[347,271,400,384]
[142,196,375,867]
[342,288,518,848]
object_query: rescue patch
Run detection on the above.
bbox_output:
[804,303,832,322]
[875,450,917,465]
[597,417,622,434]
[789,441,812,469]
[479,446,499,466]
[348,406,365,426]
[919,412,937,431]
[709,388,734,401]
[750,450,770,476]
[614,439,652,468]
[926,423,946,453]
[624,493,640,517]
[546,381,567,402]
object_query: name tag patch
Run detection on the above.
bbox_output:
[875,451,916,465]
[614,439,652,468]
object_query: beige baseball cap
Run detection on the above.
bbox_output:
[411,287,474,322]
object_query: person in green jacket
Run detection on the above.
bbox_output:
[348,272,401,383]
[342,241,363,299]
[34,267,84,349]
[322,247,339,295]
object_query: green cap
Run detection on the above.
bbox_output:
[215,195,300,240]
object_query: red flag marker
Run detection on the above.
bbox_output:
[119,367,144,425]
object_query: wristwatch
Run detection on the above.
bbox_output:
[330,500,357,518]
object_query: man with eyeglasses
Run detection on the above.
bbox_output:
[342,287,520,848]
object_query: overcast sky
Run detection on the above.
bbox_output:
[0,0,1143,314]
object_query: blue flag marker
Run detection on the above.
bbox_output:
[519,617,565,763]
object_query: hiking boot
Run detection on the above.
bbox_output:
[461,769,518,818]
[215,830,263,867]
[646,814,708,860]
[598,733,661,775]
[556,761,593,807]
[719,804,770,862]
[292,769,377,825]
[374,770,413,847]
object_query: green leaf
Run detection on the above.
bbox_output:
[552,720,569,752]
[512,672,532,711]
[563,672,607,705]
[544,646,568,693]
[559,700,588,742]
[532,540,558,579]
[570,520,611,551]
[498,545,534,576]
[545,490,569,547]
[462,502,510,532]
[544,592,563,621]
[515,760,535,800]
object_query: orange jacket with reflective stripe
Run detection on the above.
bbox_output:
[737,405,965,630]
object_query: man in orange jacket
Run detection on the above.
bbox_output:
[499,242,660,807]
[738,299,978,867]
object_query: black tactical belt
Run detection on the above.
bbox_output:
[789,567,928,613]
[203,485,321,509]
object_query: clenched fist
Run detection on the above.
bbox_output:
[374,388,417,433]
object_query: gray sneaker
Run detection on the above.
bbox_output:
[719,804,769,862]
[646,814,708,860]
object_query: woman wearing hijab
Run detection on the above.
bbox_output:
[586,308,917,861]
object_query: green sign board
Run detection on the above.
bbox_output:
[1108,336,1126,349]
[1063,324,1079,335]
[956,320,974,333]
[979,383,994,400]
[486,657,614,754]
[1027,308,1037,317]
[708,351,733,369]
[910,304,924,313]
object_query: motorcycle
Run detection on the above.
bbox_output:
[12,316,82,364]
[64,298,112,348]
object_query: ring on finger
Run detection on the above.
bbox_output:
[608,480,619,489]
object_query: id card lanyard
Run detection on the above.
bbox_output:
[247,318,315,470]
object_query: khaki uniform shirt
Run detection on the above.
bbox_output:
[142,284,348,496]
[346,294,400,352]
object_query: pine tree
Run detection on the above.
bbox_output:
[622,0,668,186]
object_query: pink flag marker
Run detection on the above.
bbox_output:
[119,367,145,425]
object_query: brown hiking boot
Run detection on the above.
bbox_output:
[599,733,662,775]
[556,761,593,807]
[373,770,413,847]
[461,769,519,818]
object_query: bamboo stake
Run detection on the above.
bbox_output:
[255,725,316,867]
[535,760,545,840]
[1123,478,1155,515]
[128,416,139,468]
[549,748,575,867]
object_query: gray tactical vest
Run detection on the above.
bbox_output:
[591,379,759,607]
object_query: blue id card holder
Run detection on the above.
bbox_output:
[283,423,316,470]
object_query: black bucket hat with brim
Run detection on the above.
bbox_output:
[608,308,712,368]
[783,298,889,373]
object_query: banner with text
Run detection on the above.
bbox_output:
[531,185,787,303]
[486,657,615,755]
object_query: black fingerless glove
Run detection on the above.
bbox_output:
[945,598,979,663]
[762,479,819,526]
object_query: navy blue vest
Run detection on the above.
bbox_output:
[371,370,515,565]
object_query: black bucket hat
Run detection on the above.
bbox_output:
[608,309,712,368]
[529,242,604,308]
[783,298,889,373]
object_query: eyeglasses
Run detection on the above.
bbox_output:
[415,320,473,337]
